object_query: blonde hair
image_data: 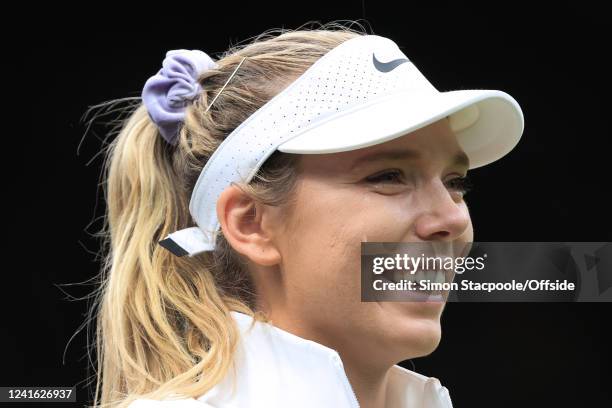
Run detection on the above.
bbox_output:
[85,21,372,408]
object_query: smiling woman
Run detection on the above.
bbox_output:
[89,20,523,408]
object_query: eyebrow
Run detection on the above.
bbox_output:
[349,148,470,171]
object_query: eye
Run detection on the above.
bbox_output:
[446,175,473,196]
[365,169,404,184]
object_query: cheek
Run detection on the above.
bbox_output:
[353,193,418,242]
[279,184,368,303]
[294,187,405,248]
[282,186,418,298]
[466,217,474,241]
[286,188,357,274]
[285,185,422,262]
[456,201,474,241]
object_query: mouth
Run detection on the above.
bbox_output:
[379,268,453,302]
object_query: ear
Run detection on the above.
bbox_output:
[216,184,282,266]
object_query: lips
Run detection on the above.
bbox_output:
[389,269,448,287]
[377,267,454,301]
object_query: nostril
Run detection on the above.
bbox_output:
[431,231,450,240]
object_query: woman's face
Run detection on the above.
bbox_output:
[254,117,473,366]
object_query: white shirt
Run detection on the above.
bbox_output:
[129,311,454,408]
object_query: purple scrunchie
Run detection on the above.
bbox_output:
[141,49,217,144]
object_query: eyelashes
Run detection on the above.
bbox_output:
[446,175,473,195]
[365,170,473,195]
[365,169,404,184]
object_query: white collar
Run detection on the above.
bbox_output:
[194,311,454,408]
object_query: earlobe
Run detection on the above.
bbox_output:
[216,185,281,266]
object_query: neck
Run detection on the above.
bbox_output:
[341,350,392,408]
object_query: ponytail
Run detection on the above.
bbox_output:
[94,105,253,407]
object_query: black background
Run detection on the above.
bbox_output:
[3,2,611,407]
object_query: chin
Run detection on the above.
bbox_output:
[392,314,443,359]
[411,325,442,357]
[377,301,445,358]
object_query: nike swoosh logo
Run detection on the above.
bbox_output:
[372,53,410,73]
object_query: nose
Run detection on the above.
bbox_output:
[413,179,471,241]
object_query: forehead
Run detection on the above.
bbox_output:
[298,118,468,173]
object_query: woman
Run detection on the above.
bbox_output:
[90,22,524,408]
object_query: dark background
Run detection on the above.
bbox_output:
[3,2,610,407]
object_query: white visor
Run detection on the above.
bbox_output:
[159,34,525,257]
